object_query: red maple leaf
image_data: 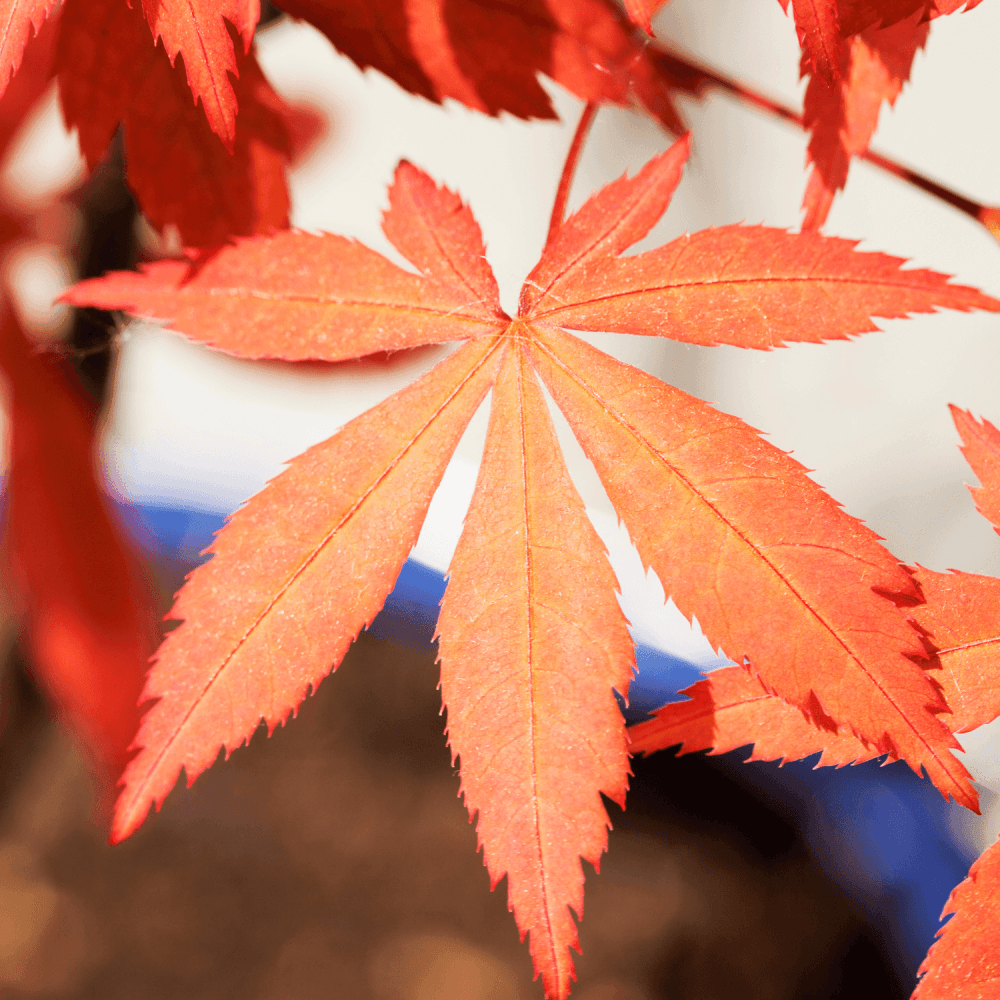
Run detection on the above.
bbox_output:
[780,0,842,86]
[55,0,290,247]
[0,309,158,803]
[139,0,259,148]
[64,133,1000,998]
[839,0,986,36]
[0,0,58,98]
[278,0,693,133]
[794,0,985,230]
[801,8,928,230]
[0,7,54,173]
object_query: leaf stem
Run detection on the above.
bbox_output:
[546,102,598,249]
[653,41,1000,243]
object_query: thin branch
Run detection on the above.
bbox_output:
[546,102,598,249]
[652,40,1000,243]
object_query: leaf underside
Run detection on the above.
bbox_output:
[279,0,690,132]
[111,336,503,842]
[66,148,1000,999]
[438,342,634,1000]
[57,0,289,247]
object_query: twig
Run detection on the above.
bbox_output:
[546,102,598,249]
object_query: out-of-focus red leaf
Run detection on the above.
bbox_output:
[0,8,55,163]
[139,0,260,148]
[0,309,156,801]
[437,344,634,999]
[913,834,1000,999]
[282,99,326,163]
[56,0,289,247]
[623,0,653,34]
[839,0,985,36]
[278,0,692,133]
[781,0,842,85]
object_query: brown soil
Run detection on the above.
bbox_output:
[0,632,903,1000]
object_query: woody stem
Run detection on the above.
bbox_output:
[546,102,598,249]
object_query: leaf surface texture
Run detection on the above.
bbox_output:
[528,226,1000,345]
[279,0,690,132]
[67,144,1000,997]
[111,337,503,841]
[438,343,634,999]
[526,325,974,806]
[140,0,259,146]
[56,0,289,246]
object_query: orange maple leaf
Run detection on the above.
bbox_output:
[65,133,1000,998]
[891,410,1000,1000]
[630,407,1000,790]
[905,409,1000,739]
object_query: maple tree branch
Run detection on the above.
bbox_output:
[546,102,598,249]
[653,41,1000,244]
